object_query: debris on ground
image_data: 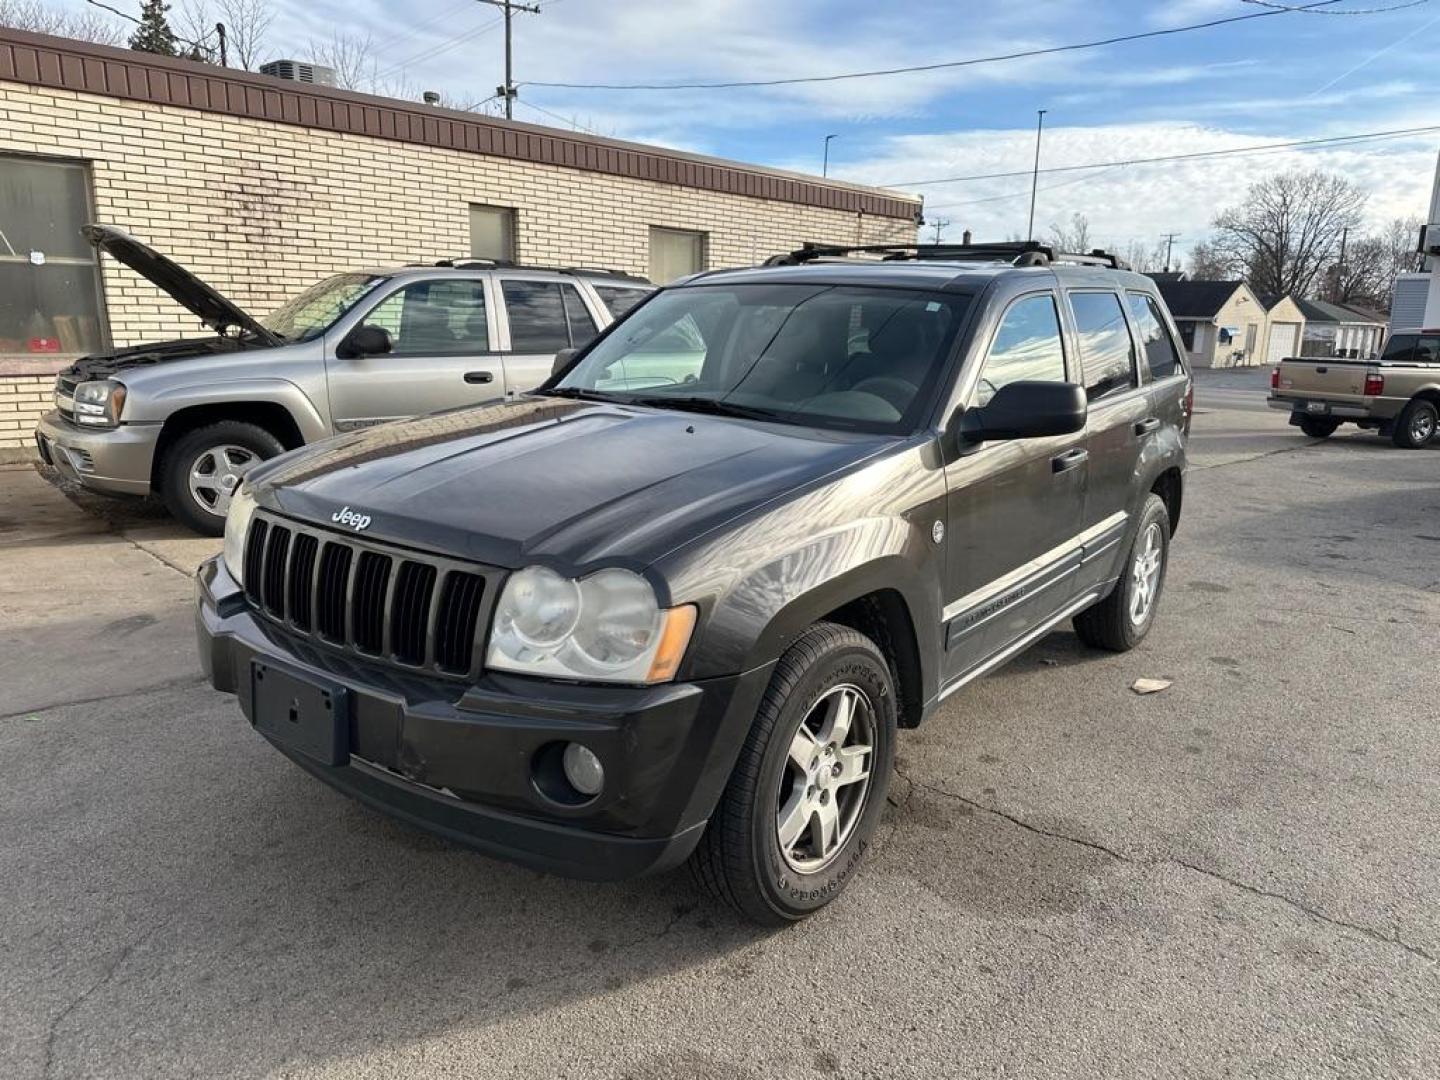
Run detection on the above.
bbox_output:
[1130,677,1172,695]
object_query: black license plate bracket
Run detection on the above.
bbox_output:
[250,660,350,766]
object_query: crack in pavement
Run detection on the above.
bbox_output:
[1190,441,1322,472]
[895,765,1436,965]
[41,921,166,1079]
[114,529,198,578]
[0,676,210,723]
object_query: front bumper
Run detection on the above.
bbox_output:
[34,410,158,496]
[195,556,771,880]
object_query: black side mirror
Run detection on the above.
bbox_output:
[339,324,393,359]
[551,347,579,377]
[954,380,1087,444]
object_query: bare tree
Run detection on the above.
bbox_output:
[1186,237,1239,280]
[1119,238,1171,274]
[1210,170,1367,298]
[177,0,272,68]
[1327,215,1426,310]
[1048,212,1092,253]
[0,0,126,43]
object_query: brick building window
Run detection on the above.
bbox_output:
[469,205,516,263]
[649,227,705,284]
[0,156,107,360]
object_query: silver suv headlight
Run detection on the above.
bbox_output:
[486,565,696,684]
[72,380,127,427]
[221,483,258,586]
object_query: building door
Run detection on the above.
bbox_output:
[1266,322,1299,364]
[0,156,108,363]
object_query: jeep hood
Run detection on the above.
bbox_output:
[251,397,893,570]
[82,224,280,344]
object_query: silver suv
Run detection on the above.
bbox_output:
[34,226,652,534]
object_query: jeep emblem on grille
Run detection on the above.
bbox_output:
[331,506,372,532]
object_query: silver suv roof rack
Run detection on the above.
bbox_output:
[425,258,650,282]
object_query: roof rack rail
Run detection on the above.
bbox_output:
[427,258,650,282]
[764,241,1131,271]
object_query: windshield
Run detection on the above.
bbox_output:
[552,283,971,432]
[262,273,387,342]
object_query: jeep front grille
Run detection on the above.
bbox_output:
[242,511,499,679]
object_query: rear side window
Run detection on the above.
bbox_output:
[1071,292,1137,401]
[975,294,1066,407]
[593,285,651,319]
[1380,334,1416,363]
[502,281,597,352]
[1125,293,1184,380]
[1416,336,1440,364]
[561,285,599,347]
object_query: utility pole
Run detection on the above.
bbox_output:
[478,0,542,121]
[822,134,838,178]
[1161,232,1180,273]
[1026,109,1047,242]
[929,217,950,245]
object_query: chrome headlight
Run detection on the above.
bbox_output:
[72,380,127,427]
[221,483,258,586]
[487,566,696,684]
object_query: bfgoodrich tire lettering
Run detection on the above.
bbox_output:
[688,622,896,925]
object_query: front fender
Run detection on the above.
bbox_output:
[131,377,328,441]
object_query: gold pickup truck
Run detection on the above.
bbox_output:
[1268,328,1440,448]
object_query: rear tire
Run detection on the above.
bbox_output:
[1073,493,1171,653]
[688,622,896,925]
[1391,398,1438,450]
[1298,417,1340,438]
[160,421,284,536]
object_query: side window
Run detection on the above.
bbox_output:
[1379,334,1416,363]
[1071,292,1137,401]
[502,281,570,353]
[1125,293,1183,380]
[1415,336,1439,365]
[361,280,488,356]
[974,294,1066,407]
[593,285,651,319]
[561,283,599,348]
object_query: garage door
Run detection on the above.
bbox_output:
[1267,322,1299,364]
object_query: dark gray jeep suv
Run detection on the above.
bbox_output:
[195,241,1191,924]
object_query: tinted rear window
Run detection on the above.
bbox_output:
[593,285,651,319]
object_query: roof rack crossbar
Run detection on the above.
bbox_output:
[765,241,1130,271]
[429,258,649,281]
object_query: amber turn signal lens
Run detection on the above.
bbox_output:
[645,604,697,684]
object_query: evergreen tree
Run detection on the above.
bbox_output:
[129,0,178,56]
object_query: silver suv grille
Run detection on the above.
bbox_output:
[242,511,498,680]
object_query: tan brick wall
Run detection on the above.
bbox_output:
[0,81,917,449]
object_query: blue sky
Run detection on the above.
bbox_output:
[57,0,1440,260]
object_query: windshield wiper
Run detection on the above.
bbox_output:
[539,386,631,403]
[631,395,788,422]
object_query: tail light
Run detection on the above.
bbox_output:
[1364,373,1384,396]
[1270,367,1280,389]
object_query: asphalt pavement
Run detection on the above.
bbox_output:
[2,398,1438,1079]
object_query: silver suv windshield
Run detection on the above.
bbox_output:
[551,283,971,433]
[263,273,387,342]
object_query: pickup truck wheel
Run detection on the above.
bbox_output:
[1391,399,1438,449]
[1298,417,1340,438]
[688,622,896,925]
[161,422,284,536]
[1073,493,1170,653]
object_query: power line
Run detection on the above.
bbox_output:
[375,16,504,80]
[1241,0,1430,12]
[520,0,1350,91]
[882,124,1440,188]
[516,98,605,136]
[83,0,217,54]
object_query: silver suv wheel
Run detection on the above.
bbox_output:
[187,444,260,517]
[776,683,875,873]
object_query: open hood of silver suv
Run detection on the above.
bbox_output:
[82,224,280,345]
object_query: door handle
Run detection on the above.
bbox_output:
[463,370,494,384]
[1134,417,1161,436]
[1052,448,1088,474]
[1315,366,1328,374]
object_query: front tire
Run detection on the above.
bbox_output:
[689,622,896,925]
[160,421,284,535]
[1073,493,1171,652]
[1391,398,1438,449]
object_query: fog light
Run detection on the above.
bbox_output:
[562,742,604,797]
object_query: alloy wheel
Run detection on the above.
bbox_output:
[187,444,260,516]
[776,683,875,874]
[1128,522,1164,626]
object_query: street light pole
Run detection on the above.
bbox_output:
[823,134,838,178]
[1026,108,1047,242]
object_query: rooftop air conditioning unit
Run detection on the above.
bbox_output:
[259,60,337,87]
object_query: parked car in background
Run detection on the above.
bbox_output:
[1267,328,1440,448]
[196,240,1191,924]
[34,226,652,533]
